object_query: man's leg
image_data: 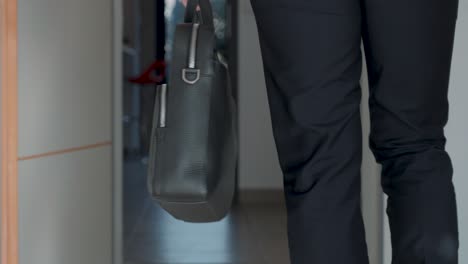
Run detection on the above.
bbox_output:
[249,1,368,263]
[361,0,459,263]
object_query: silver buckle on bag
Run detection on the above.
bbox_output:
[182,68,200,84]
[182,23,201,84]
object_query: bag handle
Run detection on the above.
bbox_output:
[184,0,214,28]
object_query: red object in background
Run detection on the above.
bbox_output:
[129,60,166,85]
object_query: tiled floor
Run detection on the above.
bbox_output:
[124,160,290,264]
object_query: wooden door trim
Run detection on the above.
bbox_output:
[1,0,19,263]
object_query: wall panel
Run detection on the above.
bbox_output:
[15,0,114,263]
[18,0,112,157]
[18,147,112,264]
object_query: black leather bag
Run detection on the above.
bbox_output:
[147,0,238,223]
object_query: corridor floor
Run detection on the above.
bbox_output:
[124,160,290,264]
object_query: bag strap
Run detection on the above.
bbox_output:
[184,0,214,28]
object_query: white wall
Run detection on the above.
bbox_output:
[360,59,383,264]
[237,0,283,190]
[445,4,468,263]
[17,0,114,263]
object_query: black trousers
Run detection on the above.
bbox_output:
[249,0,459,263]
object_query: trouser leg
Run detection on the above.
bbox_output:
[361,0,460,263]
[249,1,368,263]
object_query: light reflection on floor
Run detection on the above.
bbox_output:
[123,160,290,264]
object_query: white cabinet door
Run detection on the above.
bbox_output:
[17,0,113,263]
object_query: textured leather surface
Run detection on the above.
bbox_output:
[147,0,238,222]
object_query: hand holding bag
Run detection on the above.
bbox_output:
[147,0,238,223]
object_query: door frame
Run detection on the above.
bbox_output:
[0,0,18,264]
[112,0,123,263]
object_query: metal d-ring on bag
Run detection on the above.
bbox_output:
[147,0,238,223]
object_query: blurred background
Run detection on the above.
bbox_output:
[0,0,467,264]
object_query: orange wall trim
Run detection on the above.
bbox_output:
[1,0,19,263]
[18,141,112,161]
